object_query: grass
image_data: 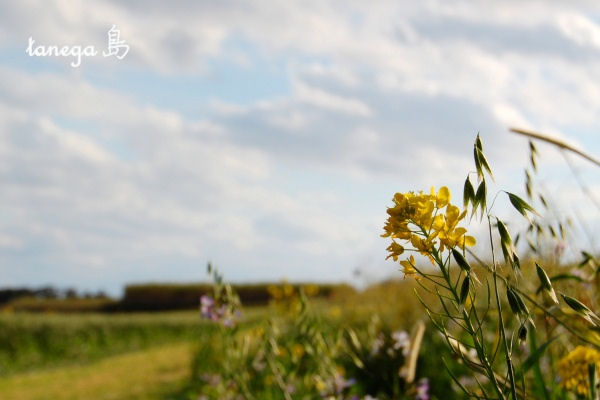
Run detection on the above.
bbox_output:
[0,311,207,375]
[0,341,193,400]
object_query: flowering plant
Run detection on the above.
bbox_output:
[384,134,600,399]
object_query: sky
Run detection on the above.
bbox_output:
[1,1,600,295]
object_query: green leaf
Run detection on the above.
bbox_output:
[506,191,538,219]
[475,133,483,152]
[472,134,493,181]
[561,294,600,326]
[452,249,471,272]
[525,169,532,199]
[475,180,487,216]
[513,289,529,315]
[459,276,470,305]
[548,273,584,284]
[536,263,558,304]
[506,286,522,316]
[512,252,521,270]
[562,294,590,314]
[476,148,494,181]
[463,176,475,208]
[529,140,537,155]
[529,140,538,171]
[496,218,514,265]
[536,263,551,289]
[496,218,512,247]
[474,144,482,180]
[518,324,527,343]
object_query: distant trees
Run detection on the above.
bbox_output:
[0,286,109,305]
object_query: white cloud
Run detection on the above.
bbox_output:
[295,82,373,117]
[557,13,600,49]
[1,1,600,291]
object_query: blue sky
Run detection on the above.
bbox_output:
[1,1,600,295]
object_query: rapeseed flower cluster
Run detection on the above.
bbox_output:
[557,346,600,396]
[382,187,475,278]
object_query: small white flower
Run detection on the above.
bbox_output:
[392,330,410,356]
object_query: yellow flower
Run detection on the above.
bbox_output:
[383,186,475,275]
[385,241,405,261]
[433,205,475,251]
[411,234,434,255]
[435,186,451,208]
[557,346,600,396]
[399,255,418,278]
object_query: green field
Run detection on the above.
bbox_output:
[0,311,210,375]
[0,269,592,399]
[0,342,194,400]
[0,284,449,400]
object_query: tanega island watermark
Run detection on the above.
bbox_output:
[26,25,130,67]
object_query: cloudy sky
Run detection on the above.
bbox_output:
[1,1,600,295]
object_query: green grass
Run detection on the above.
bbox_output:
[0,290,459,399]
[0,311,211,375]
[0,342,194,400]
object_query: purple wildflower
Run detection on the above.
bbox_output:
[200,294,215,319]
[415,378,429,400]
[199,294,240,327]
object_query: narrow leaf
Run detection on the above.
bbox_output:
[506,191,538,219]
[475,180,487,215]
[476,148,494,181]
[536,263,558,304]
[549,274,584,284]
[460,276,470,305]
[525,169,532,199]
[506,287,521,316]
[562,294,591,314]
[463,176,475,208]
[518,324,527,343]
[452,249,471,272]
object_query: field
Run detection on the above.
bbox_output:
[0,342,193,400]
[0,266,597,400]
[0,283,454,399]
[0,311,209,375]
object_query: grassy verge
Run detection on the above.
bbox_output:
[0,311,208,375]
[0,341,193,400]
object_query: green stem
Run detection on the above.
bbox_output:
[466,248,600,349]
[432,247,506,400]
[488,215,519,399]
